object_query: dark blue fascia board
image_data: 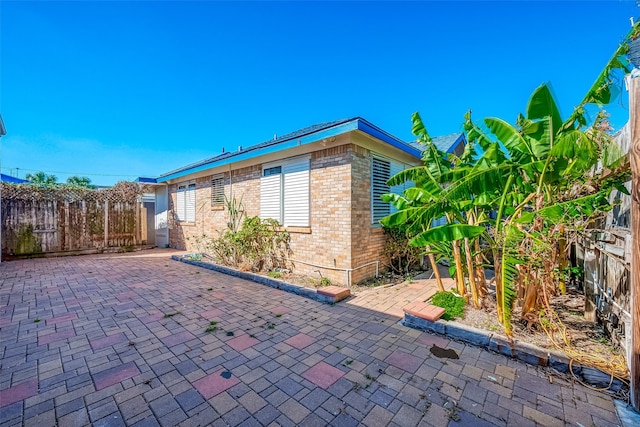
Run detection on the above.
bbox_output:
[157,118,419,182]
[356,120,422,159]
[136,177,158,183]
[445,133,466,154]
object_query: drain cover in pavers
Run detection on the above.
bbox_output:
[227,335,259,352]
[385,349,423,373]
[93,362,140,390]
[193,369,240,399]
[302,362,345,389]
[160,331,196,347]
[284,333,315,350]
[90,332,128,351]
[0,379,38,408]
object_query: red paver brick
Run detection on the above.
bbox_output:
[403,301,445,321]
[0,317,11,327]
[93,361,140,390]
[0,379,38,408]
[284,333,315,350]
[38,328,76,346]
[316,286,350,302]
[385,350,423,373]
[270,306,290,315]
[201,308,224,320]
[193,369,240,399]
[161,331,196,347]
[46,312,78,326]
[302,362,344,389]
[90,332,128,350]
[227,335,259,352]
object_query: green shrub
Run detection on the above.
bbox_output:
[430,291,465,321]
[319,277,332,287]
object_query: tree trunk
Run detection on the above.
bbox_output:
[475,239,488,298]
[558,224,567,295]
[452,240,466,297]
[426,246,445,292]
[464,237,480,308]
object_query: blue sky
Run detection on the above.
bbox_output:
[1,1,638,186]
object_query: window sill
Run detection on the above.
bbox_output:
[370,225,384,233]
[177,221,196,227]
[278,226,311,234]
[211,206,225,211]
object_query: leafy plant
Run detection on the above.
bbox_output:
[319,277,332,287]
[430,291,466,321]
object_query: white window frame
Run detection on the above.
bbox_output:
[176,181,196,222]
[260,155,310,227]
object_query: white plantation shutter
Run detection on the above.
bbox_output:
[177,183,196,222]
[185,183,196,222]
[389,161,405,214]
[177,186,186,221]
[283,158,310,227]
[261,166,282,223]
[372,157,391,223]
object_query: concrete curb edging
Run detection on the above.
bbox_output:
[172,255,345,304]
[402,313,626,392]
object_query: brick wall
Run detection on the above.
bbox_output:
[168,142,391,285]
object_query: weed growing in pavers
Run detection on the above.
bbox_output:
[33,318,41,323]
[335,346,341,350]
[267,323,275,329]
[205,326,218,333]
[164,312,181,318]
[207,288,213,291]
[275,314,282,318]
[344,360,354,366]
[445,404,460,422]
[352,382,361,391]
[249,334,256,338]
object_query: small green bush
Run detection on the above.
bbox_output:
[430,291,465,321]
[319,277,332,287]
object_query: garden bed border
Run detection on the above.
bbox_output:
[172,255,350,304]
[403,313,627,393]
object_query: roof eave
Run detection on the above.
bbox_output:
[156,118,421,183]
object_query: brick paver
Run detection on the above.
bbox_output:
[0,249,623,426]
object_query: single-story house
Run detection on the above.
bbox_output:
[147,117,464,284]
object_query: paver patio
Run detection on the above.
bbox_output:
[0,249,623,426]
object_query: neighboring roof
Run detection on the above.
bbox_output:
[0,174,28,183]
[0,114,6,137]
[157,117,423,182]
[407,132,466,154]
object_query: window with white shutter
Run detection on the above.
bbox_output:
[260,157,310,227]
[211,175,225,207]
[371,157,391,223]
[176,182,196,222]
[261,166,283,223]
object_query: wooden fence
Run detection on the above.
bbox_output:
[1,182,149,258]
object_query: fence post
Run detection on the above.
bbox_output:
[629,73,640,412]
[104,199,109,248]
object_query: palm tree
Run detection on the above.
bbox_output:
[25,171,57,186]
